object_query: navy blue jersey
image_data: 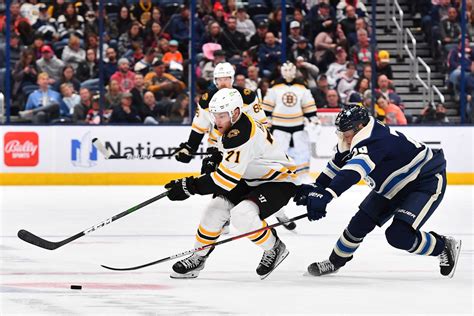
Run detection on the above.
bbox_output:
[317,118,445,199]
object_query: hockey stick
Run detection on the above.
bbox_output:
[101,213,307,271]
[17,191,169,250]
[92,138,209,160]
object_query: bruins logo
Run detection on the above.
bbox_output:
[202,93,209,101]
[243,89,251,95]
[227,129,240,138]
[282,91,298,107]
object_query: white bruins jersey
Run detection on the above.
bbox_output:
[209,113,297,191]
[262,81,317,128]
[191,86,267,146]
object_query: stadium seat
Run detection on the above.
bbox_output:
[158,0,184,17]
[270,0,295,13]
[251,14,269,26]
[247,0,270,16]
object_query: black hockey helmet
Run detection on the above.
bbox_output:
[335,103,370,132]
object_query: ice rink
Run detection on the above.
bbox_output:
[1,185,473,315]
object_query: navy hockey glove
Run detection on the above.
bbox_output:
[165,177,196,201]
[293,183,319,206]
[307,187,333,221]
[175,142,194,163]
[201,147,223,175]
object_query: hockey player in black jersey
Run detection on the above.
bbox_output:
[294,104,461,278]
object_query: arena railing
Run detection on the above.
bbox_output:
[432,84,445,105]
[416,57,432,106]
[404,28,417,92]
[391,0,404,61]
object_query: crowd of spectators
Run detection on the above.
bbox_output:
[3,0,465,125]
[416,0,473,122]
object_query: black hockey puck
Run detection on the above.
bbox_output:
[70,285,82,290]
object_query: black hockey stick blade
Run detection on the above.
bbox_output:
[17,229,72,250]
[101,213,307,271]
[18,191,169,250]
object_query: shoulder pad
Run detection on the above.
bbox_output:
[199,87,218,110]
[234,86,257,105]
[222,114,254,149]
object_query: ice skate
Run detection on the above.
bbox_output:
[171,249,213,279]
[438,235,462,278]
[221,220,230,235]
[306,259,339,276]
[256,238,289,280]
[276,213,297,231]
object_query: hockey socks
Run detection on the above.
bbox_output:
[330,228,362,268]
[328,210,376,268]
[195,225,222,256]
[408,230,445,256]
[248,221,276,250]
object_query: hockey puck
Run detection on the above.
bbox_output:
[70,285,82,290]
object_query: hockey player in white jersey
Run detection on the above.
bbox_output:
[174,62,266,161]
[174,62,297,231]
[165,88,298,279]
[262,61,319,183]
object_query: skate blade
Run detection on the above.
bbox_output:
[259,249,290,280]
[303,268,339,277]
[448,240,462,279]
[170,271,200,279]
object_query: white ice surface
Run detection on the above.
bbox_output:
[1,185,473,315]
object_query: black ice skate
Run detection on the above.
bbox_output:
[306,260,339,276]
[221,220,230,235]
[171,248,214,279]
[438,235,462,278]
[276,214,297,231]
[256,238,289,280]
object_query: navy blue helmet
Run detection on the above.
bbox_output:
[335,104,370,132]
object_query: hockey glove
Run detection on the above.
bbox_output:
[306,187,333,221]
[165,177,196,201]
[175,142,194,163]
[201,147,223,175]
[293,183,319,206]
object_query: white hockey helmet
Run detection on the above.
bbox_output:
[209,88,243,123]
[281,61,296,83]
[213,62,235,86]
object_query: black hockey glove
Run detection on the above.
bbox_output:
[165,177,196,201]
[293,183,319,206]
[201,147,223,175]
[175,142,194,163]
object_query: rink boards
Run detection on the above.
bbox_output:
[0,125,473,185]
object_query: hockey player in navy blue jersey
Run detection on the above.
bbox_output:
[294,104,462,278]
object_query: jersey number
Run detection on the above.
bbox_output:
[353,146,368,155]
[225,150,241,163]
